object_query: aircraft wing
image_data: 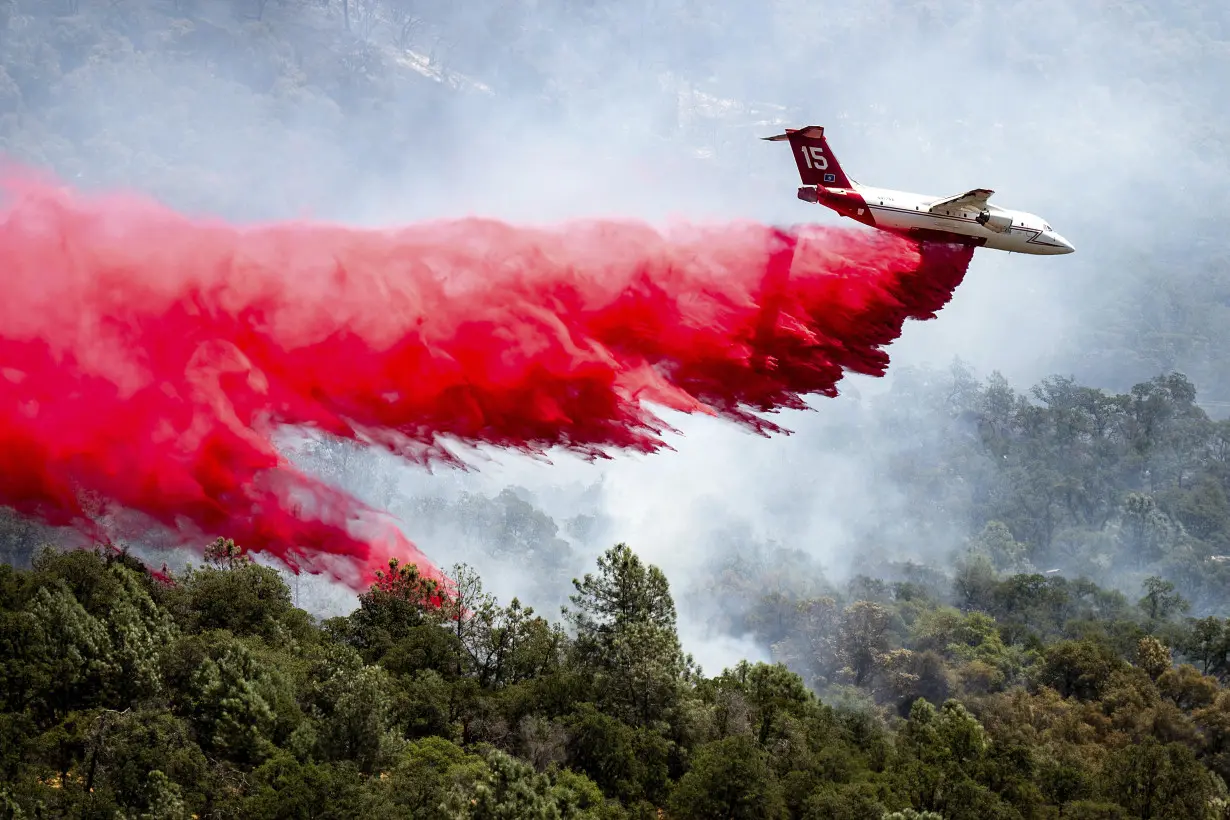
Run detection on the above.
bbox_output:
[927,188,994,213]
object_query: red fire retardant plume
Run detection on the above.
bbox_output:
[0,169,974,589]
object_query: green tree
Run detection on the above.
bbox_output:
[715,661,814,744]
[890,699,1018,819]
[562,703,670,805]
[1177,616,1230,679]
[21,558,173,725]
[444,562,562,689]
[837,601,892,686]
[1138,576,1190,623]
[666,734,787,820]
[163,555,308,644]
[445,748,563,819]
[562,544,690,728]
[302,644,403,774]
[1035,640,1124,700]
[163,631,297,767]
[444,747,612,819]
[1100,738,1218,819]
[970,522,1032,573]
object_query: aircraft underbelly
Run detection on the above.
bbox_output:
[983,232,1017,251]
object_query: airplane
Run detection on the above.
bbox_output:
[763,125,1075,255]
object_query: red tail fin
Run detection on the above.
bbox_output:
[762,126,853,189]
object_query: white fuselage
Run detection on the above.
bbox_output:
[852,184,1075,255]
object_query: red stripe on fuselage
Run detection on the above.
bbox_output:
[812,187,877,227]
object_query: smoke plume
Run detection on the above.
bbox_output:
[0,168,974,586]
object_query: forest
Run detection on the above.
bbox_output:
[9,366,1230,817]
[6,0,1230,817]
[10,364,1230,817]
[5,531,1230,818]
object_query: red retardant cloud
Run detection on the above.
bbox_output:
[0,169,973,588]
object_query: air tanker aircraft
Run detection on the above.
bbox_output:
[764,126,1075,255]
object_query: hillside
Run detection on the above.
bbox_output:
[4,540,1230,818]
[8,367,1230,816]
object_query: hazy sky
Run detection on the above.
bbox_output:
[10,0,1230,673]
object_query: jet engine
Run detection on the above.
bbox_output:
[976,210,1012,233]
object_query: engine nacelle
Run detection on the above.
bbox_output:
[976,210,1013,233]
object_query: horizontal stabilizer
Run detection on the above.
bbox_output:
[761,125,826,142]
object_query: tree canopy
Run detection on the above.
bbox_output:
[5,539,1230,817]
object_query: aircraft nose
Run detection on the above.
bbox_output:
[1045,231,1075,254]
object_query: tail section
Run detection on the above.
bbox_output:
[762,126,854,189]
